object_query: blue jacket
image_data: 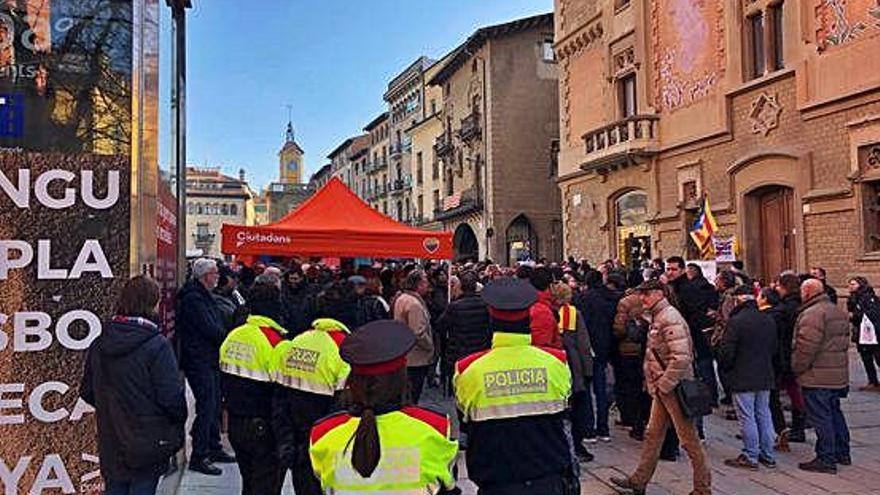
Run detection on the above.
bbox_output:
[177,278,227,370]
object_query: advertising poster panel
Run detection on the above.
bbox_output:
[0,1,158,493]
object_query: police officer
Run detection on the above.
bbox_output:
[218,280,286,495]
[454,277,579,495]
[271,317,350,495]
[309,320,460,494]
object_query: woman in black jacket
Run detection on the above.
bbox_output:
[848,276,880,391]
[81,276,186,495]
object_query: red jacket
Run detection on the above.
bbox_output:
[530,290,562,348]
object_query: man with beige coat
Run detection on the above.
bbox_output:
[393,269,435,403]
[611,280,711,495]
[792,278,851,474]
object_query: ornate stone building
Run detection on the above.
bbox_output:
[429,13,562,264]
[254,121,313,224]
[555,0,880,284]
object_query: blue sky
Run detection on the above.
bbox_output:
[159,0,552,190]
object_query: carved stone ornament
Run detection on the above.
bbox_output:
[749,92,783,136]
[859,143,880,173]
[613,47,636,77]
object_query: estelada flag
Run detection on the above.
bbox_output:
[690,196,718,258]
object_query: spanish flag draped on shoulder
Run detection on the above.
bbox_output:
[689,195,718,259]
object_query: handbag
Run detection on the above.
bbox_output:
[651,348,713,419]
[861,314,879,345]
[98,337,184,470]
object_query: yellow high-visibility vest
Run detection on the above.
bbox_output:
[453,332,571,422]
[310,407,458,493]
[271,318,351,396]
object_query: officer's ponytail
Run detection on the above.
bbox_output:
[351,406,381,477]
[347,368,409,478]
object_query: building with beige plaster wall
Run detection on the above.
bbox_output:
[407,58,446,229]
[363,112,391,213]
[185,167,254,259]
[384,57,434,224]
[555,0,880,286]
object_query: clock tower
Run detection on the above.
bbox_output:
[278,120,304,184]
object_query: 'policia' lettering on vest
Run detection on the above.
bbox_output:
[224,341,256,362]
[284,347,320,373]
[483,368,548,398]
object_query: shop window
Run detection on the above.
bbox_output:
[747,12,765,80]
[618,73,637,118]
[615,190,651,270]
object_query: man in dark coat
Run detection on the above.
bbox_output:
[769,273,807,443]
[811,267,838,305]
[574,271,624,441]
[440,270,491,375]
[682,263,720,405]
[213,265,248,332]
[350,275,389,328]
[177,258,234,475]
[280,267,316,336]
[717,286,778,470]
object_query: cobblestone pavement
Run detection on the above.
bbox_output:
[175,350,880,494]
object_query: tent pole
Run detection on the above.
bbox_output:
[447,262,452,304]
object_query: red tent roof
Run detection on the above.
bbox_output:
[222,177,452,259]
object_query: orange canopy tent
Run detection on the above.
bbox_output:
[221,177,453,259]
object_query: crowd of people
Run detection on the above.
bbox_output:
[78,254,880,495]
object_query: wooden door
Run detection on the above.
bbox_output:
[759,188,793,281]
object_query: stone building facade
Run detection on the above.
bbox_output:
[254,122,313,224]
[430,13,562,264]
[186,167,254,258]
[555,0,880,285]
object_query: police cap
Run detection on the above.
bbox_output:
[481,277,538,311]
[340,319,416,376]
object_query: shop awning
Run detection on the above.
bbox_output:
[221,177,453,259]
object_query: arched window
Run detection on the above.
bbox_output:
[196,203,203,215]
[506,215,537,265]
[221,204,229,216]
[615,190,651,271]
[230,204,238,216]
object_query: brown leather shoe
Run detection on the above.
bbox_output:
[725,454,759,471]
[609,476,646,495]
